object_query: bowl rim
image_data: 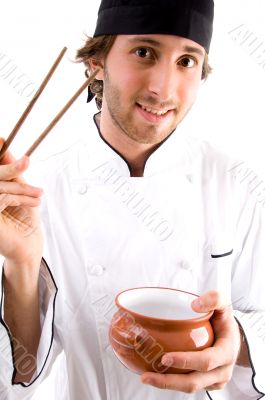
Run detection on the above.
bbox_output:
[115,286,214,323]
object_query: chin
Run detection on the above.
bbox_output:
[129,135,165,146]
[129,128,175,145]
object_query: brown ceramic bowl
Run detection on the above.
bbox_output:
[109,287,214,374]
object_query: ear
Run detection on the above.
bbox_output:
[89,58,104,80]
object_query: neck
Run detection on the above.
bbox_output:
[96,113,160,177]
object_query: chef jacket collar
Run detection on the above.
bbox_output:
[76,111,195,179]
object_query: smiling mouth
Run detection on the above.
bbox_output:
[137,103,172,116]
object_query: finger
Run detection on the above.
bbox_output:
[205,382,227,391]
[0,194,41,212]
[0,137,28,184]
[142,371,203,393]
[0,137,16,164]
[141,366,232,393]
[191,290,231,313]
[0,181,42,197]
[0,156,29,182]
[161,338,234,372]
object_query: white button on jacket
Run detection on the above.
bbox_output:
[0,105,265,400]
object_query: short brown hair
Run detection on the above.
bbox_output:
[76,35,212,108]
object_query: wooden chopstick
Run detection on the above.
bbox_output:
[0,47,67,161]
[25,68,100,157]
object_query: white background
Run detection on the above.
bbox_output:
[0,0,265,398]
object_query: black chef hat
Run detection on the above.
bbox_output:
[94,0,214,53]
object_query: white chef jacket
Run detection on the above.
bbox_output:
[0,104,265,400]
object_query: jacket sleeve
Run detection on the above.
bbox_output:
[216,168,265,399]
[230,191,265,399]
[0,256,61,400]
[205,162,265,398]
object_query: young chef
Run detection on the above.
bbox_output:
[0,0,265,399]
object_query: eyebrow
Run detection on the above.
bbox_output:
[182,45,205,58]
[128,37,162,47]
[127,37,205,58]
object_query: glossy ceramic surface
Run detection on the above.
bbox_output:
[109,287,214,374]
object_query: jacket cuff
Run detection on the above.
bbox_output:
[0,257,58,387]
[233,311,265,398]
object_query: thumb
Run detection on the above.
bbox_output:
[191,290,227,313]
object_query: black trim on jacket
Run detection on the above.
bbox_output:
[93,112,176,177]
[0,257,58,388]
[205,317,265,399]
[211,249,233,258]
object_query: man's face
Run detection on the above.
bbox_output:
[100,34,205,145]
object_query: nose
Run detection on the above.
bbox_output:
[146,61,178,102]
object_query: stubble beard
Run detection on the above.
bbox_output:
[103,68,190,145]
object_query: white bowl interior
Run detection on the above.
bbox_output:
[118,288,207,320]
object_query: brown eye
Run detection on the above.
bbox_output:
[178,57,196,68]
[135,48,152,58]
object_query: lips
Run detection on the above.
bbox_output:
[136,103,173,123]
[139,104,169,116]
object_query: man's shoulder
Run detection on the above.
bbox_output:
[189,137,265,210]
[184,136,238,175]
[25,140,80,187]
[25,110,98,186]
